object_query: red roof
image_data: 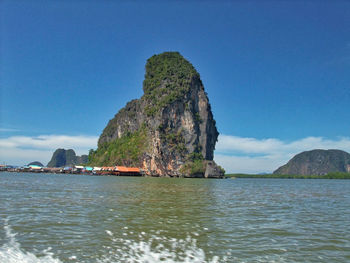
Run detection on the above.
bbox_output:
[115,166,140,173]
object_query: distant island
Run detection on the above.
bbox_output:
[47,149,88,167]
[274,149,350,175]
[88,52,224,178]
[227,149,350,179]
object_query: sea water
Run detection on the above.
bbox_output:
[1,172,349,262]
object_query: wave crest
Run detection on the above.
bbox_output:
[0,219,62,263]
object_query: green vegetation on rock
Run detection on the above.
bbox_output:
[179,151,206,177]
[90,125,149,166]
[158,126,187,156]
[143,52,200,116]
[98,99,140,147]
[179,155,225,177]
[217,164,226,175]
[180,159,207,177]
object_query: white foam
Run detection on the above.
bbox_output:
[0,220,62,263]
[105,230,113,236]
[1,220,225,263]
[99,234,223,263]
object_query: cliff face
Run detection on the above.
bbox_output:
[47,149,88,167]
[91,52,224,177]
[273,149,350,175]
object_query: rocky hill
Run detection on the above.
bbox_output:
[89,52,224,178]
[274,149,350,175]
[47,149,88,167]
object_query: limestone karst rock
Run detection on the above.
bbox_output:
[47,149,88,167]
[274,149,350,175]
[90,52,224,178]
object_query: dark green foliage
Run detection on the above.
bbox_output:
[179,149,206,176]
[188,151,204,161]
[90,125,149,166]
[226,172,350,179]
[180,159,206,176]
[88,149,95,163]
[194,112,202,124]
[217,165,226,175]
[322,172,350,179]
[99,99,140,146]
[142,52,200,116]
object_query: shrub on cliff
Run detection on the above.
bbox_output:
[143,52,200,116]
[180,159,207,177]
[90,125,149,167]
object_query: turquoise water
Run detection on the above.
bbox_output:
[1,172,349,262]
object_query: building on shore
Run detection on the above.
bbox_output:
[1,164,143,176]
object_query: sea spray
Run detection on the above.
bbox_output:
[97,231,224,263]
[0,219,62,263]
[1,220,224,263]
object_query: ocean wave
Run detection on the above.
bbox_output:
[0,219,62,263]
[97,231,223,263]
[0,221,223,263]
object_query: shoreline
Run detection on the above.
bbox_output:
[1,170,350,179]
[226,172,350,179]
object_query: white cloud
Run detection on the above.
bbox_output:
[214,154,285,174]
[0,135,98,166]
[214,135,350,174]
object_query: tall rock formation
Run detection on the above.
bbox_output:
[47,149,88,167]
[90,52,224,178]
[274,149,350,175]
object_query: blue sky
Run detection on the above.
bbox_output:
[1,0,350,172]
